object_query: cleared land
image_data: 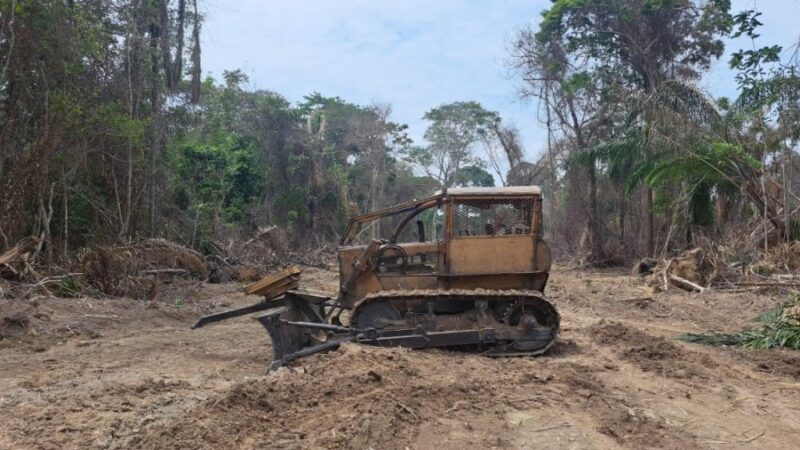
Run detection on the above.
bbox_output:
[1,267,799,449]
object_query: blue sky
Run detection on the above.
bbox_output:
[201,0,799,166]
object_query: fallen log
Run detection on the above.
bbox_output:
[669,274,706,293]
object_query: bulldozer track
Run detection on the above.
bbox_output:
[351,288,561,356]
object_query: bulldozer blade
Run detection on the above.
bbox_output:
[256,299,326,372]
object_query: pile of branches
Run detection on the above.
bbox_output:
[754,241,800,274]
[639,247,724,293]
[0,237,40,281]
[207,226,335,283]
[681,294,800,350]
[0,237,50,298]
[80,239,209,298]
[637,239,800,293]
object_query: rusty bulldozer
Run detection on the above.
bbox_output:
[193,186,559,371]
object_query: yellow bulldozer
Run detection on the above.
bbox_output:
[194,186,559,371]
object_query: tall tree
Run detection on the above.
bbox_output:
[405,101,498,188]
[531,0,733,256]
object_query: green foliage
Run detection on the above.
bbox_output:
[405,101,500,187]
[537,0,732,87]
[729,10,782,87]
[423,101,499,152]
[680,294,800,350]
[456,165,495,187]
[168,132,261,225]
[641,142,759,189]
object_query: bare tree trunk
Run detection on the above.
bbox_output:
[190,204,200,249]
[782,151,790,241]
[646,187,654,256]
[369,143,383,239]
[124,141,133,240]
[190,0,201,103]
[173,0,186,85]
[619,190,626,241]
[0,153,6,250]
[763,177,769,253]
[45,183,53,266]
[158,0,172,89]
[149,130,160,237]
[588,159,603,261]
[62,166,68,259]
[35,184,54,268]
[150,2,164,237]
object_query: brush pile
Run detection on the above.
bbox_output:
[752,241,800,274]
[681,294,800,350]
[207,226,334,283]
[0,237,40,281]
[644,247,722,293]
[639,239,800,293]
[80,239,209,298]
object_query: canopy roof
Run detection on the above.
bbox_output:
[341,185,542,244]
[443,186,541,196]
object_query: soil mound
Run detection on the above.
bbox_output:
[130,344,506,449]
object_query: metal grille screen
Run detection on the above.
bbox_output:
[453,199,533,237]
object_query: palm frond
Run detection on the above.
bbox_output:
[680,294,800,350]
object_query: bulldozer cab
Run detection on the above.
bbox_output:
[338,186,551,304]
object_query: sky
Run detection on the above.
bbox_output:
[201,0,800,167]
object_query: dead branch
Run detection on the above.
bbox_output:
[669,274,705,293]
[20,272,83,298]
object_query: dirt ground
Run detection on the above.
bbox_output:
[2,267,800,449]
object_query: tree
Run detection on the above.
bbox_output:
[511,32,614,262]
[456,164,495,187]
[402,101,499,188]
[528,0,733,257]
[478,119,525,186]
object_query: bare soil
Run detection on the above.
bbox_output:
[2,267,799,449]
